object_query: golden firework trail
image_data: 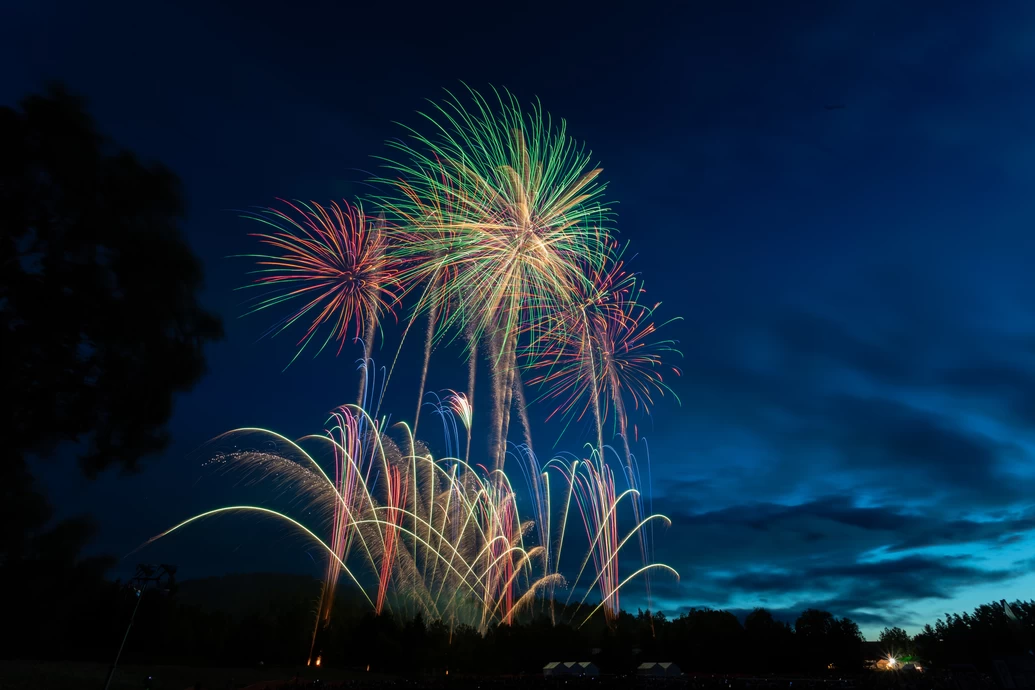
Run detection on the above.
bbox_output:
[138,401,676,634]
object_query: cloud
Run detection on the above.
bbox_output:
[720,555,1013,602]
[652,496,1035,569]
[788,393,1029,506]
[654,260,1035,508]
[631,241,1035,631]
[640,494,1035,629]
[936,362,1035,431]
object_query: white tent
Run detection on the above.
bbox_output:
[638,662,682,677]
[575,661,599,676]
[543,661,567,677]
[544,661,599,677]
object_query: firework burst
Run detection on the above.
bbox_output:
[377,85,617,469]
[238,199,400,369]
[528,280,681,446]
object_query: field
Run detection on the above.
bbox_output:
[0,660,364,690]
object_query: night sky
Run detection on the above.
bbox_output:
[5,0,1035,639]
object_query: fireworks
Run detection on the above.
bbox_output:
[378,85,617,469]
[380,86,614,349]
[445,390,473,430]
[528,280,682,443]
[140,404,675,631]
[238,199,399,369]
[139,86,684,655]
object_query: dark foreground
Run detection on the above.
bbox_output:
[0,661,356,690]
[0,661,1002,690]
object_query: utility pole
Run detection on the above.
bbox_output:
[102,564,176,690]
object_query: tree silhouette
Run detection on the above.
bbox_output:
[913,602,1035,668]
[1,83,223,478]
[879,626,914,657]
[0,84,222,658]
[794,608,863,670]
[745,607,795,672]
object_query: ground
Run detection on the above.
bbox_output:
[0,660,363,689]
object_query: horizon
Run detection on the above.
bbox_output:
[149,569,1032,642]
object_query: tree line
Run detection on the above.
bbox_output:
[5,568,1031,675]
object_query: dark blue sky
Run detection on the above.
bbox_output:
[5,0,1035,638]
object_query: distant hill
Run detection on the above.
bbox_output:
[172,572,372,620]
[174,572,322,617]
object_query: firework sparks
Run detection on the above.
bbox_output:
[528,280,682,442]
[378,85,617,469]
[446,390,473,430]
[138,407,676,633]
[238,199,400,368]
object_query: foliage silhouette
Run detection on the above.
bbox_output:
[879,626,914,658]
[1,83,223,478]
[6,566,1033,673]
[913,601,1035,668]
[0,84,221,657]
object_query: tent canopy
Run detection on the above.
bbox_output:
[637,662,682,677]
[544,661,598,676]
